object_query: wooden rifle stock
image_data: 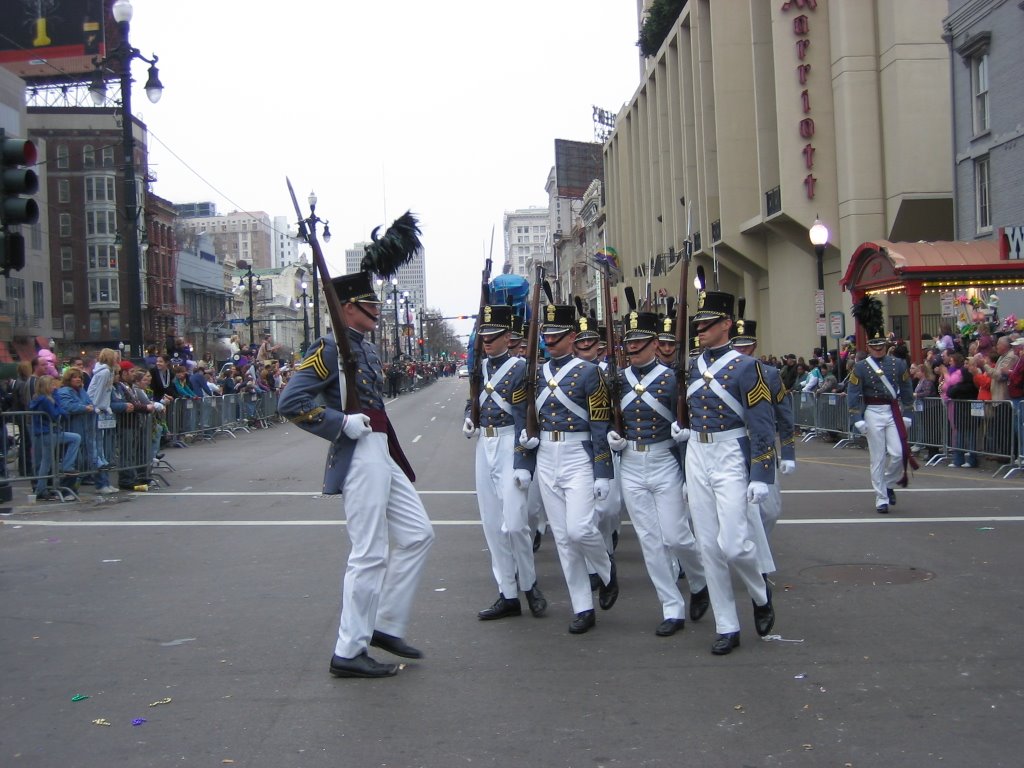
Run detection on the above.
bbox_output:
[674,244,691,427]
[286,178,359,413]
[524,266,543,438]
[468,251,493,427]
[601,263,624,434]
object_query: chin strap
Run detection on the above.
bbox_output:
[354,303,379,324]
[626,338,655,358]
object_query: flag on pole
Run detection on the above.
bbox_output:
[595,246,620,271]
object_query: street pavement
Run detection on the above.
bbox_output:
[2,375,1023,767]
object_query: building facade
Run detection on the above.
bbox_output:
[178,210,274,269]
[272,215,304,268]
[944,0,1024,243]
[605,0,954,357]
[503,207,550,278]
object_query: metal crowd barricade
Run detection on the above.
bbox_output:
[793,392,817,439]
[112,411,168,488]
[997,402,1024,479]
[813,392,858,448]
[1,410,80,502]
[907,396,950,465]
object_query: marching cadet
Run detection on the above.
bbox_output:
[462,304,547,620]
[520,302,619,634]
[655,301,679,367]
[573,311,621,568]
[679,290,776,655]
[845,303,915,514]
[278,270,435,678]
[730,308,796,536]
[606,310,710,636]
[508,315,525,357]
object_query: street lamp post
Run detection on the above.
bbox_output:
[88,0,163,361]
[303,191,331,340]
[809,217,830,360]
[390,280,402,362]
[295,281,311,355]
[236,260,260,348]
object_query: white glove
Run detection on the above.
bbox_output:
[747,481,769,504]
[671,421,691,443]
[780,459,796,475]
[903,417,912,429]
[682,482,688,504]
[854,420,867,434]
[519,428,540,450]
[341,413,372,441]
[607,430,627,452]
[594,478,610,500]
[512,469,532,490]
[462,417,476,438]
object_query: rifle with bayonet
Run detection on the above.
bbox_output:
[675,217,693,428]
[523,265,544,438]
[286,177,359,412]
[469,228,495,428]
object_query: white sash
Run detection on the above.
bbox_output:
[687,350,746,420]
[478,356,518,415]
[621,364,675,423]
[865,357,898,400]
[536,358,589,421]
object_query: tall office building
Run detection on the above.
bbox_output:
[272,215,305,268]
[177,209,274,269]
[503,207,550,278]
[345,241,427,310]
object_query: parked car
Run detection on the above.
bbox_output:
[457,365,469,379]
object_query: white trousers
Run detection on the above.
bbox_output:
[527,479,547,535]
[759,478,783,538]
[595,453,622,552]
[537,441,611,613]
[620,447,706,620]
[865,404,903,508]
[474,432,535,598]
[335,433,434,659]
[685,439,769,635]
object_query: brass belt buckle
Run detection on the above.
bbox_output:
[698,432,712,443]
[484,426,497,437]
[550,431,562,442]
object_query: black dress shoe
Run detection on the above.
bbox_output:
[599,558,619,610]
[711,632,740,655]
[753,581,775,637]
[887,488,896,506]
[689,586,711,621]
[477,595,522,620]
[876,504,889,514]
[370,630,423,659]
[329,651,398,678]
[525,583,547,617]
[655,618,686,637]
[568,609,596,634]
[533,530,543,552]
[589,572,602,591]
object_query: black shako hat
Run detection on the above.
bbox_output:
[658,314,677,342]
[509,315,524,339]
[331,272,381,304]
[622,311,659,342]
[575,314,600,341]
[478,304,513,336]
[541,304,576,334]
[693,290,735,323]
[732,318,757,346]
[688,316,701,357]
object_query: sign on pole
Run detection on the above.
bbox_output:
[829,311,846,338]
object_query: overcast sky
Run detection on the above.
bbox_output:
[127,0,644,342]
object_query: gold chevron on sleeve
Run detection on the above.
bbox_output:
[752,448,775,464]
[848,370,860,385]
[593,451,611,463]
[295,341,329,380]
[746,365,773,407]
[588,381,611,422]
[511,386,526,405]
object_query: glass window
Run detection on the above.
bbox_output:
[102,146,114,167]
[83,145,95,168]
[62,280,74,304]
[61,246,73,271]
[108,312,120,338]
[85,176,116,202]
[63,314,75,334]
[86,210,117,236]
[58,179,71,203]
[56,145,69,169]
[6,277,25,300]
[89,276,119,304]
[59,214,72,237]
[32,281,44,320]
[976,155,991,232]
[90,313,101,337]
[87,244,118,269]
[973,53,989,135]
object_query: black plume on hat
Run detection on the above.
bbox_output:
[624,286,637,312]
[359,211,422,279]
[666,297,675,317]
[852,295,885,341]
[737,297,746,321]
[695,265,707,292]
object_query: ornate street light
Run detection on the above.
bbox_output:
[809,217,830,358]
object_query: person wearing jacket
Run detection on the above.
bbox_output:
[55,367,113,494]
[86,348,119,484]
[29,376,81,499]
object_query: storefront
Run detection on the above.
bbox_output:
[840,237,1024,363]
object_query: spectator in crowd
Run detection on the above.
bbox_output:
[55,367,108,493]
[945,352,978,468]
[87,348,119,483]
[110,365,142,489]
[801,359,824,393]
[149,354,175,402]
[257,334,281,363]
[172,365,198,398]
[81,355,97,386]
[988,336,1016,403]
[936,323,957,353]
[135,369,168,465]
[817,362,839,393]
[29,375,81,499]
[189,362,213,397]
[779,355,799,390]
[143,346,159,368]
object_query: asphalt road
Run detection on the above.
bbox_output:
[2,375,1023,768]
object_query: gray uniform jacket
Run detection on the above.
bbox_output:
[278,330,412,494]
[845,354,914,420]
[758,360,796,463]
[686,343,777,485]
[616,360,683,470]
[534,354,614,480]
[464,352,536,474]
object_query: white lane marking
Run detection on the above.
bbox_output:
[412,435,422,443]
[8,516,1024,528]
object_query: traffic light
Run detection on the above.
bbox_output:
[1,129,39,276]
[417,338,424,346]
